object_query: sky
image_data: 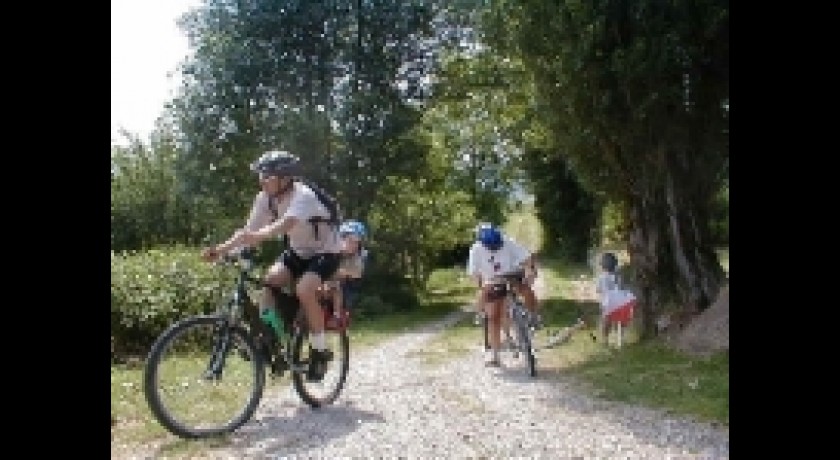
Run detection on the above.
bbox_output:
[111,0,201,144]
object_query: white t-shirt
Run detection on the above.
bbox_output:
[466,236,531,283]
[595,272,619,308]
[244,181,340,257]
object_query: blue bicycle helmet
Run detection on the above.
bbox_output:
[476,224,503,251]
[339,220,367,239]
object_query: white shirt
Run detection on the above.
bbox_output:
[466,235,531,283]
[244,181,340,257]
[595,272,619,308]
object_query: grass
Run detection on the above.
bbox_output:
[568,342,729,424]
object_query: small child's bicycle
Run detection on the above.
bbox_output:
[142,248,350,439]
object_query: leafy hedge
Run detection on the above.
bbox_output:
[111,247,230,358]
[111,246,422,359]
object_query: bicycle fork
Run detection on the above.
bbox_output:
[203,321,233,380]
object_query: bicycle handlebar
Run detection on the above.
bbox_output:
[216,246,254,263]
[217,247,283,290]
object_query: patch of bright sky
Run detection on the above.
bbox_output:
[111,0,201,144]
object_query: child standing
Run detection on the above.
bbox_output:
[595,251,638,346]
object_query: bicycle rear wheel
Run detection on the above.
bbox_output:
[143,314,265,438]
[291,327,349,408]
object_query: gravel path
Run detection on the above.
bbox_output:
[194,309,728,459]
[123,276,729,459]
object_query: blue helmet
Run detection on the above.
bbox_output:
[339,220,367,239]
[476,224,503,251]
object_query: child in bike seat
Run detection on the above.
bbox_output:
[321,220,368,328]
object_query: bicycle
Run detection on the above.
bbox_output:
[142,248,350,439]
[480,270,594,377]
[477,270,540,376]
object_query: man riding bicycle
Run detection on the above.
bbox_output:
[201,150,340,380]
[466,222,539,367]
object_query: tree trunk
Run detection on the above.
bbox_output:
[627,193,672,339]
[627,150,726,340]
[663,160,725,313]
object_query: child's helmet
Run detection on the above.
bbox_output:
[600,252,618,272]
[339,220,367,239]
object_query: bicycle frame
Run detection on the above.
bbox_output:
[215,251,309,375]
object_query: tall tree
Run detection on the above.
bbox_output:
[486,0,729,336]
[162,0,483,297]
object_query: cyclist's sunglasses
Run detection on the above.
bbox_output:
[258,171,289,181]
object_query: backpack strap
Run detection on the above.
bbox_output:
[301,179,342,240]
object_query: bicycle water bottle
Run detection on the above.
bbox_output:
[260,307,284,342]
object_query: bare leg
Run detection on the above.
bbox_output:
[599,316,611,345]
[500,298,513,344]
[296,272,326,339]
[485,299,504,365]
[514,282,539,315]
[332,282,344,315]
[261,262,292,311]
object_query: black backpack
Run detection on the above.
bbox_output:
[267,179,343,241]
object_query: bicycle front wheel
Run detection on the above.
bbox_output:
[291,327,349,408]
[514,315,537,377]
[143,314,265,439]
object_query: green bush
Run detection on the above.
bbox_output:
[110,247,231,357]
[351,272,420,318]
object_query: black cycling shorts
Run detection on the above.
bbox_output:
[280,249,340,281]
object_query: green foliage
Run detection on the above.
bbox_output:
[111,247,230,357]
[598,200,628,247]
[368,173,476,287]
[426,49,533,223]
[111,138,215,251]
[171,0,439,225]
[528,149,598,262]
[351,272,421,318]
